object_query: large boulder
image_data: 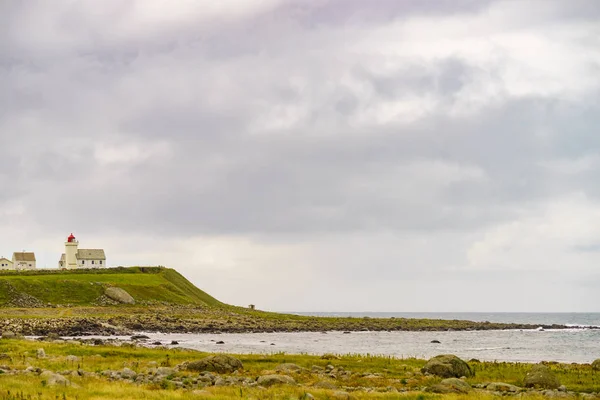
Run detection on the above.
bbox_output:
[104,287,135,304]
[257,374,296,387]
[421,355,473,378]
[186,355,243,373]
[523,364,561,389]
[592,359,600,371]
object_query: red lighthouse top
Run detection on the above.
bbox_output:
[67,233,76,242]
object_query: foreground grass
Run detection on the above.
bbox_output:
[0,339,597,399]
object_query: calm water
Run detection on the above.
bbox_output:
[77,313,600,364]
[290,312,600,327]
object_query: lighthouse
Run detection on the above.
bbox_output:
[58,234,107,269]
[64,233,79,269]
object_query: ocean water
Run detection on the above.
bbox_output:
[80,313,600,364]
[290,312,600,327]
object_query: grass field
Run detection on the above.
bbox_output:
[0,339,596,399]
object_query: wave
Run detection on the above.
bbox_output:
[467,347,512,352]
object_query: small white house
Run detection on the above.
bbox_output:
[58,234,106,269]
[12,252,36,270]
[0,257,13,270]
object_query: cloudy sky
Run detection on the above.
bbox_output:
[1,0,599,312]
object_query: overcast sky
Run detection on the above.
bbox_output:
[1,0,599,312]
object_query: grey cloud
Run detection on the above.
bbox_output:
[1,0,599,311]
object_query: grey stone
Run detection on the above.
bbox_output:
[1,331,16,339]
[275,363,303,373]
[256,374,296,387]
[421,354,472,378]
[186,355,243,373]
[486,382,522,392]
[120,368,137,379]
[37,348,46,358]
[427,378,471,394]
[104,287,135,304]
[524,364,561,389]
[40,371,70,386]
[155,367,175,377]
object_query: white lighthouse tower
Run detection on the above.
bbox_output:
[64,233,79,269]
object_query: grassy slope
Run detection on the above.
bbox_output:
[0,267,222,307]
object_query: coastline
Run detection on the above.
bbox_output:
[0,306,586,336]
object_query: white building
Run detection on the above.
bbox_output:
[12,252,36,270]
[0,257,13,269]
[58,233,106,269]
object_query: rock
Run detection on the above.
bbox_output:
[427,378,471,394]
[214,377,228,386]
[256,374,296,387]
[186,355,243,374]
[421,354,472,378]
[37,348,46,358]
[0,354,11,361]
[104,287,135,304]
[155,367,175,377]
[1,331,16,339]
[313,380,338,389]
[151,341,162,345]
[541,390,576,398]
[216,341,225,345]
[275,363,303,373]
[171,341,179,345]
[524,364,561,389]
[120,368,137,379]
[131,335,149,340]
[65,355,79,363]
[40,371,70,386]
[431,340,441,343]
[592,359,600,371]
[486,382,522,392]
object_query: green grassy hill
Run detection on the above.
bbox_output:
[0,267,222,307]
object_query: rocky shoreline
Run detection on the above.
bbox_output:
[0,314,589,336]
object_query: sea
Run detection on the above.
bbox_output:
[78,313,600,364]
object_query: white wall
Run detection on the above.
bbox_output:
[79,259,105,268]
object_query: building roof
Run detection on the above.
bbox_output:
[76,249,106,260]
[0,257,12,263]
[13,252,36,262]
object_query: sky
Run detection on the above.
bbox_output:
[1,0,599,312]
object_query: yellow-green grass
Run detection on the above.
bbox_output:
[0,339,598,399]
